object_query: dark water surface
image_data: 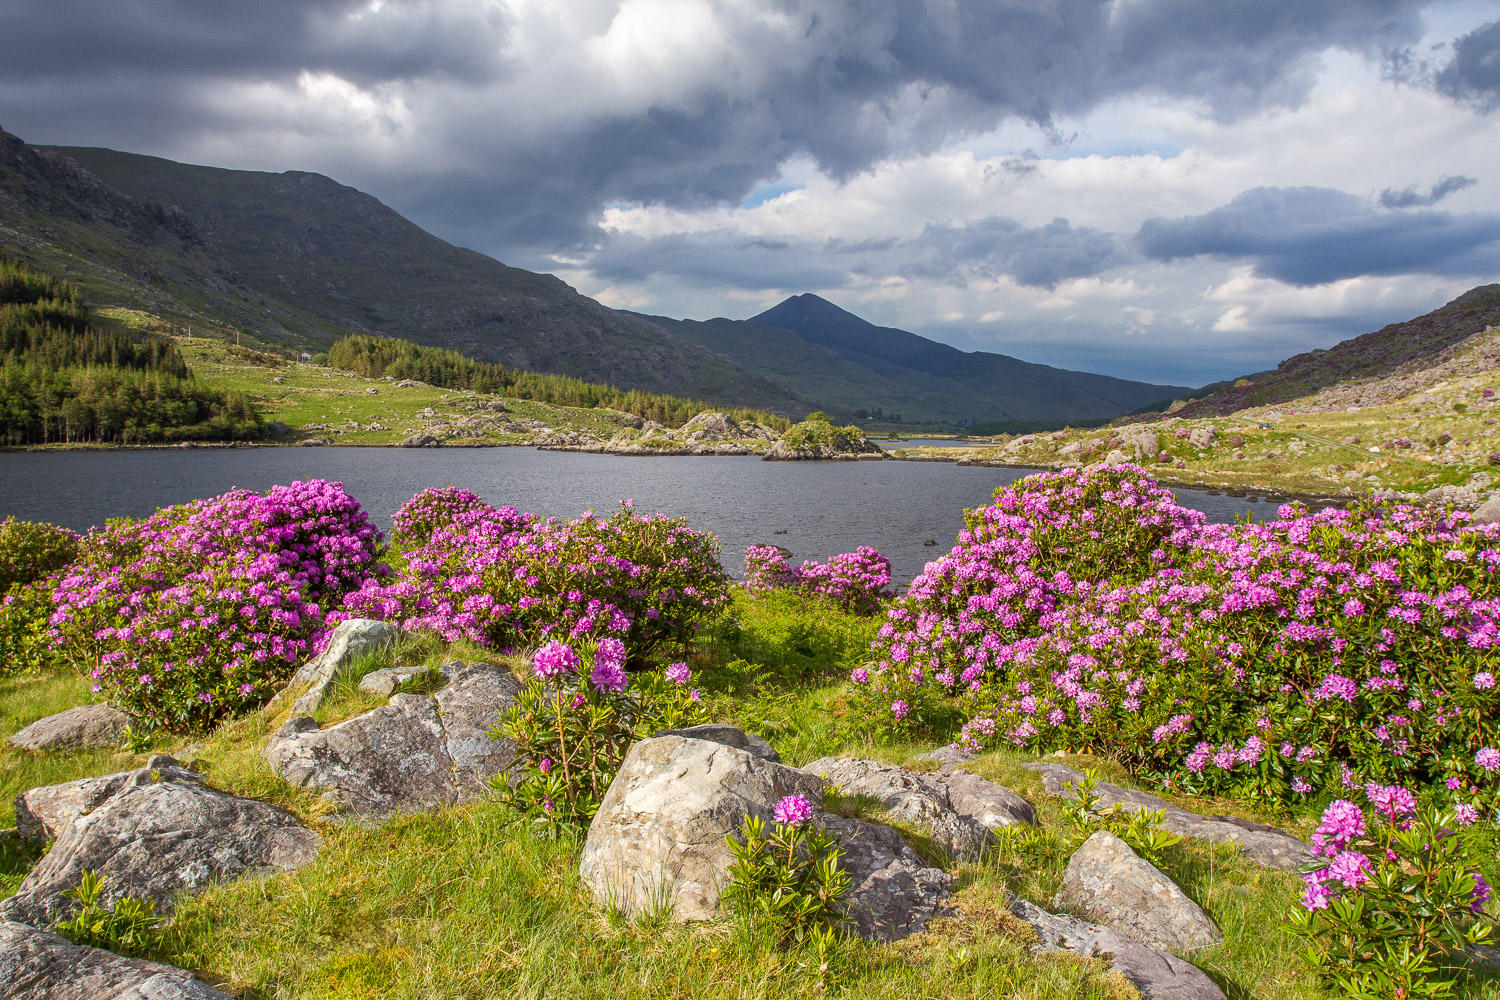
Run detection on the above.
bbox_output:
[0,448,1280,582]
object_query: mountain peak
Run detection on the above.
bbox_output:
[752,293,871,330]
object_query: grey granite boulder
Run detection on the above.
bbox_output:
[804,757,1034,859]
[580,733,825,922]
[580,732,952,941]
[1473,494,1500,526]
[1055,831,1222,952]
[0,758,320,929]
[0,921,232,1000]
[265,662,520,818]
[14,767,140,843]
[653,723,780,762]
[356,661,455,697]
[822,814,953,941]
[278,618,399,716]
[1009,898,1226,1000]
[1022,761,1311,871]
[8,704,133,752]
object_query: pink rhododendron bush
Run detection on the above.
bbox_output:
[338,490,731,660]
[48,480,385,730]
[744,543,893,614]
[860,465,1500,807]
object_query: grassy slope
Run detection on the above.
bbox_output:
[890,324,1500,500]
[4,592,1497,999]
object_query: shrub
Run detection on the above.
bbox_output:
[721,795,851,945]
[48,480,384,730]
[0,517,78,594]
[744,545,893,615]
[779,418,873,454]
[1289,796,1493,998]
[0,585,57,677]
[389,485,495,548]
[341,497,731,660]
[490,639,706,830]
[860,466,1500,805]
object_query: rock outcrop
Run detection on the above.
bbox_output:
[802,757,1033,860]
[1,757,320,929]
[1022,762,1311,871]
[14,769,135,843]
[277,618,400,716]
[0,921,232,1000]
[1054,831,1222,953]
[1009,898,1227,1000]
[265,662,520,819]
[579,731,952,941]
[8,704,133,752]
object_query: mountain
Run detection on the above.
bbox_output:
[0,128,811,413]
[644,294,1190,425]
[1173,284,1500,418]
[2,127,1188,426]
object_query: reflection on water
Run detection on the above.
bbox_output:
[0,448,1287,583]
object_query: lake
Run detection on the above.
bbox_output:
[0,447,1286,583]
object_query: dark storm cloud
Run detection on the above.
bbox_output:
[1378,174,1477,208]
[0,0,1435,255]
[587,215,1128,293]
[1136,186,1500,285]
[0,0,511,86]
[1437,19,1500,110]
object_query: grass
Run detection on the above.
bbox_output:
[3,591,1499,998]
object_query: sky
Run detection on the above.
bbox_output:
[3,1,1500,386]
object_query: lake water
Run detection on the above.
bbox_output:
[0,447,1285,583]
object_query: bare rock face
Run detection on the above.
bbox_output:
[0,921,232,1000]
[579,734,825,922]
[14,768,139,843]
[278,618,400,717]
[652,723,781,762]
[1054,831,1222,953]
[1022,761,1311,871]
[1010,898,1227,1000]
[264,662,520,819]
[0,758,320,929]
[8,704,133,752]
[804,757,1034,860]
[580,733,953,941]
[356,662,455,697]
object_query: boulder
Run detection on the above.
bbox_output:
[1121,427,1160,461]
[1473,494,1500,526]
[579,734,825,922]
[1022,762,1311,871]
[0,921,232,1000]
[399,434,441,447]
[0,758,320,929]
[806,757,1035,857]
[357,662,455,698]
[803,757,990,859]
[1054,830,1222,953]
[278,618,400,716]
[8,704,133,752]
[580,733,952,941]
[265,663,520,818]
[1009,898,1226,1000]
[1187,427,1216,449]
[14,768,137,843]
[652,723,780,762]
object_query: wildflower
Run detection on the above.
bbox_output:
[850,667,869,684]
[1454,802,1479,826]
[1311,800,1366,857]
[665,661,691,685]
[892,699,910,720]
[1475,672,1495,690]
[1477,747,1500,772]
[774,794,815,826]
[1474,873,1491,914]
[533,640,580,679]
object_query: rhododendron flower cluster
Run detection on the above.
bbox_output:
[338,493,730,658]
[858,465,1500,802]
[744,544,893,614]
[48,480,384,730]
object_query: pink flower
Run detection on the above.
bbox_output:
[1477,747,1500,772]
[665,661,691,685]
[533,640,580,679]
[892,699,910,720]
[774,794,815,826]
